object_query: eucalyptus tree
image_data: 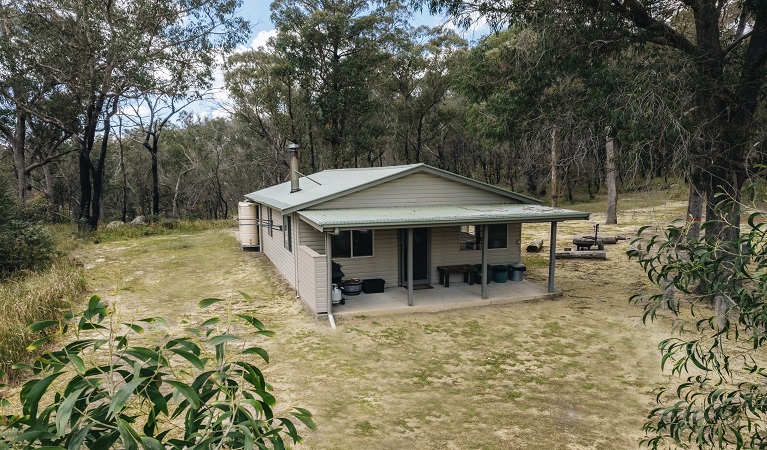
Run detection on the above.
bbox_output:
[388,26,467,164]
[226,49,302,182]
[0,0,247,230]
[456,26,611,200]
[128,95,204,217]
[270,0,409,168]
[420,0,767,240]
[0,39,79,203]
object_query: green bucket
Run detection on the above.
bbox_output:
[493,265,510,283]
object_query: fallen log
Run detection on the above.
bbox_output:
[555,250,607,259]
[526,238,544,252]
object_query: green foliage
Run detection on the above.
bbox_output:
[90,219,234,244]
[0,293,315,449]
[629,199,767,449]
[0,188,58,280]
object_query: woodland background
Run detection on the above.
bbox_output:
[1,0,765,230]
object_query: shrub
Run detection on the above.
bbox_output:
[629,200,767,449]
[0,189,58,279]
[0,293,316,449]
[92,219,235,243]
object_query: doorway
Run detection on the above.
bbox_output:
[400,228,430,285]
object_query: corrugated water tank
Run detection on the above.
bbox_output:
[238,201,259,249]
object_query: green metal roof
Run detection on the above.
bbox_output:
[244,163,539,214]
[298,204,590,230]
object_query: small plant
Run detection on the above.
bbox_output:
[0,293,315,449]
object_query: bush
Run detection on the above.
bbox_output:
[0,189,58,279]
[92,219,235,243]
[629,200,767,449]
[0,293,316,449]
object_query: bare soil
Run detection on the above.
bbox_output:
[72,193,689,449]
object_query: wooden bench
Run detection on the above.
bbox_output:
[437,264,477,287]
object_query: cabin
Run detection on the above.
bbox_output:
[241,157,589,320]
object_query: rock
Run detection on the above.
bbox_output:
[106,221,124,229]
[131,215,147,225]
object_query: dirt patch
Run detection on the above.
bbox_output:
[70,193,687,449]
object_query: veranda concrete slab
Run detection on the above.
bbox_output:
[330,280,561,317]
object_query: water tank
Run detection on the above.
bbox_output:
[238,201,259,249]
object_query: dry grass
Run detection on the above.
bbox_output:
[50,190,692,449]
[0,262,86,377]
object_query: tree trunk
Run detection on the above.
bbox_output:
[89,104,114,230]
[550,127,558,207]
[78,94,116,232]
[42,163,55,222]
[11,111,28,201]
[150,148,159,216]
[686,165,704,240]
[605,130,618,224]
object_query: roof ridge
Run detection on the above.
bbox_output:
[321,163,422,173]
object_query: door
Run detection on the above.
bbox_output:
[400,228,430,285]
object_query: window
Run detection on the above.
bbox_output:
[331,229,374,257]
[486,224,508,249]
[268,208,273,237]
[283,215,292,252]
[460,224,507,250]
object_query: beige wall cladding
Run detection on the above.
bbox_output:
[317,173,516,209]
[299,220,326,253]
[332,224,521,288]
[297,245,327,314]
[429,224,521,285]
[260,207,298,288]
[331,229,398,288]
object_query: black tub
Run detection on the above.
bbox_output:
[362,278,385,294]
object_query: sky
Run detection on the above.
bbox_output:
[197,1,490,118]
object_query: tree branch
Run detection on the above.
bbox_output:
[725,29,754,55]
[619,0,697,55]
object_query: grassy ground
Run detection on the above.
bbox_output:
[47,190,689,449]
[0,262,86,377]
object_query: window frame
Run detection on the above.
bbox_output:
[267,208,273,238]
[331,229,374,258]
[283,215,292,252]
[459,224,508,250]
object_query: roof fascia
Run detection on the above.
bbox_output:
[296,211,590,231]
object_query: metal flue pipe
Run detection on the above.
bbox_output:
[289,142,300,193]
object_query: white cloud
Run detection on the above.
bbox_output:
[441,12,491,43]
[246,29,277,52]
